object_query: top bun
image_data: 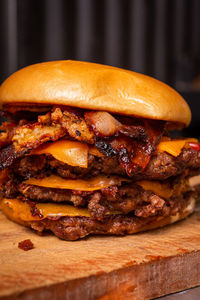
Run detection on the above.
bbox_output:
[0,60,191,127]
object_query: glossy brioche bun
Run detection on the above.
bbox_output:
[0,60,191,127]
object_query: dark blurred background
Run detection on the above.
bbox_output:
[0,0,200,136]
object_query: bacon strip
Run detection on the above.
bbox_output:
[85,111,148,140]
[97,120,165,176]
[130,119,165,172]
[51,108,94,144]
[12,123,66,151]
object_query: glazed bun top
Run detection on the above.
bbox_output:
[0,60,191,127]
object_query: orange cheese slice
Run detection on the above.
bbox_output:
[157,138,198,157]
[0,198,121,222]
[30,140,89,168]
[23,175,130,191]
[136,180,172,198]
[0,198,91,220]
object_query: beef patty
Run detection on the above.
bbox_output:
[2,173,189,221]
[11,147,200,181]
[24,193,194,240]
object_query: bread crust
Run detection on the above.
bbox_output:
[0,60,191,127]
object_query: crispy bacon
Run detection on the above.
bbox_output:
[0,124,66,170]
[119,122,147,139]
[51,107,94,144]
[96,120,165,176]
[85,111,148,140]
[128,119,165,173]
[12,123,66,151]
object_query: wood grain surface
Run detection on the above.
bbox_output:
[1,206,200,300]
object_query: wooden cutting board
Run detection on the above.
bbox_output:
[1,206,200,300]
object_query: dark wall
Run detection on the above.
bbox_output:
[0,0,200,135]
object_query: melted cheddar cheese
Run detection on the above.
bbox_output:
[30,140,89,168]
[0,198,91,220]
[23,175,130,191]
[0,198,120,222]
[158,138,198,157]
[30,140,104,167]
[136,180,172,198]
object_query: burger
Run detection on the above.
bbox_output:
[0,60,199,241]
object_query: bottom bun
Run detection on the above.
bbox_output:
[1,196,195,240]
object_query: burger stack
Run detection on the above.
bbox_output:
[0,61,199,240]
